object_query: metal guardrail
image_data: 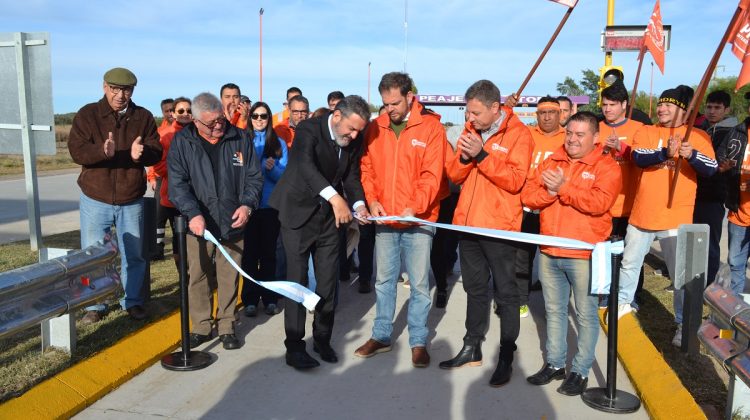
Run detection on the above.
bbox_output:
[699,283,750,419]
[0,233,120,344]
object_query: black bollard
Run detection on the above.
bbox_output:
[161,215,213,371]
[581,237,641,413]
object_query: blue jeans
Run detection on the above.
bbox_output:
[539,253,599,376]
[80,193,146,310]
[728,221,750,296]
[372,225,434,348]
[619,224,677,305]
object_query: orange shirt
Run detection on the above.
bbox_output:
[528,126,565,171]
[446,108,534,230]
[629,125,714,230]
[274,119,295,148]
[521,145,621,259]
[599,118,644,217]
[728,143,750,226]
[273,108,290,127]
[361,100,446,223]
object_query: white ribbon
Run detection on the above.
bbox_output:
[370,216,624,295]
[203,230,321,311]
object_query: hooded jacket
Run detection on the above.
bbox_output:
[718,118,750,212]
[696,116,738,202]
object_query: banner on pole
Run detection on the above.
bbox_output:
[548,0,577,7]
[643,0,666,74]
[731,0,750,91]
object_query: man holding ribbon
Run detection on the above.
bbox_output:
[522,111,621,396]
[168,92,263,351]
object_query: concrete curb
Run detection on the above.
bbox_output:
[0,311,180,419]
[600,311,707,420]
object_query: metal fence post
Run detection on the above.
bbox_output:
[675,225,709,354]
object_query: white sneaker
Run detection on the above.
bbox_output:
[672,324,682,347]
[617,303,634,319]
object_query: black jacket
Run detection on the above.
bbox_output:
[269,113,365,229]
[167,123,263,240]
[717,117,749,212]
[696,117,738,202]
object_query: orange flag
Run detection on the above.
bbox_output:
[643,0,665,74]
[731,0,750,91]
[548,0,577,7]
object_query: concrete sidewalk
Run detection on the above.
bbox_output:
[74,273,648,420]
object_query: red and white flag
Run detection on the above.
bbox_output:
[548,0,577,7]
[643,0,665,74]
[731,0,750,91]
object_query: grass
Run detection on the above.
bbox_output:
[0,125,76,176]
[0,230,181,403]
[637,254,728,418]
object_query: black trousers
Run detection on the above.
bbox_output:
[459,234,520,360]
[358,223,376,284]
[155,201,180,256]
[281,206,340,352]
[241,208,282,306]
[515,211,540,306]
[430,192,459,293]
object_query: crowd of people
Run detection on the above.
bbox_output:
[66,65,748,397]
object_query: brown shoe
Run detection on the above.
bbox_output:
[80,310,102,325]
[354,339,392,358]
[412,346,430,368]
[126,305,147,320]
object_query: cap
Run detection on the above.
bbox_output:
[103,67,137,87]
[240,95,251,104]
[659,85,694,111]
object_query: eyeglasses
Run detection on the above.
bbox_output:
[251,113,269,120]
[196,117,226,130]
[107,84,134,96]
[290,109,309,115]
[175,108,192,115]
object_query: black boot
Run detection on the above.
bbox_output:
[489,343,515,387]
[439,340,482,369]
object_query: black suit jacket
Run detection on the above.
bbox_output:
[269,113,366,229]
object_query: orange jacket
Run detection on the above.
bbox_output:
[629,124,714,230]
[274,119,295,148]
[361,100,446,224]
[446,108,534,230]
[599,119,644,217]
[529,125,565,171]
[522,144,622,259]
[157,118,174,138]
[273,108,290,127]
[149,120,185,207]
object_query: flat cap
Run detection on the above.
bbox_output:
[103,67,137,87]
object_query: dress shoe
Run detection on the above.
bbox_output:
[354,339,392,358]
[285,351,321,370]
[489,360,513,387]
[557,372,588,396]
[219,334,241,350]
[188,333,211,349]
[126,305,147,320]
[313,342,339,363]
[358,281,371,294]
[412,346,430,368]
[439,343,482,369]
[80,310,103,325]
[264,303,281,316]
[244,305,258,317]
[435,291,448,308]
[527,363,566,385]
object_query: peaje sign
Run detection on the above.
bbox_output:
[418,95,590,106]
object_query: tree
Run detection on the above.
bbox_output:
[556,77,583,97]
[556,69,600,112]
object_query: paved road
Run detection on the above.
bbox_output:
[74,273,647,420]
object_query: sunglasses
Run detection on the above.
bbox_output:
[251,113,269,120]
[175,108,192,115]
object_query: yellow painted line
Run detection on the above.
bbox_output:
[600,310,707,420]
[0,311,181,420]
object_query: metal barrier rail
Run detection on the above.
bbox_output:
[0,233,120,343]
[699,283,750,418]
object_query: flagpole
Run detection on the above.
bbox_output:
[627,47,646,120]
[649,61,654,118]
[667,2,746,208]
[514,4,576,98]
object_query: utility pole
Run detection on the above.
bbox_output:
[605,0,615,66]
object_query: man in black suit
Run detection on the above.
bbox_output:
[269,95,372,370]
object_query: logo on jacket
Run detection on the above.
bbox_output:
[411,139,427,148]
[581,171,595,180]
[232,151,243,166]
[491,144,508,153]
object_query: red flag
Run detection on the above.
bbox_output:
[643,0,665,74]
[548,0,577,7]
[732,0,750,90]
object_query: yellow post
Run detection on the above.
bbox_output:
[605,0,615,66]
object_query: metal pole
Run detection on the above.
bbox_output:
[259,8,264,102]
[605,0,615,66]
[161,216,212,371]
[15,32,43,251]
[403,0,408,73]
[368,62,371,106]
[649,61,654,118]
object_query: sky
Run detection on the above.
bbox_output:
[1,0,745,124]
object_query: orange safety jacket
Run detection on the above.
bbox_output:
[361,100,446,224]
[446,108,534,230]
[148,120,185,208]
[522,144,622,259]
[274,119,295,148]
